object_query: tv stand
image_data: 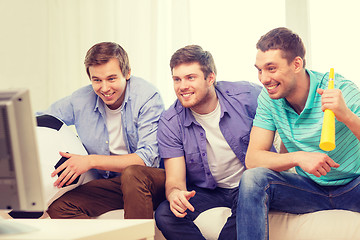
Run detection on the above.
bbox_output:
[0,218,38,235]
[0,218,154,239]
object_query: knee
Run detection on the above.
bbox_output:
[240,167,274,191]
[47,198,66,219]
[122,165,145,183]
[121,166,147,197]
[121,165,165,190]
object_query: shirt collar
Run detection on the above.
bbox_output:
[181,88,225,127]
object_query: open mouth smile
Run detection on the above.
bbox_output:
[102,92,115,100]
[180,91,195,100]
[265,83,280,94]
[266,84,279,90]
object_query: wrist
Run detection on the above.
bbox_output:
[342,109,357,125]
[88,155,97,169]
[288,152,300,167]
[167,187,181,200]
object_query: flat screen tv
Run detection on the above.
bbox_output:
[0,89,45,212]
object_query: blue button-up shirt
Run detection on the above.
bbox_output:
[37,76,164,178]
[157,81,262,189]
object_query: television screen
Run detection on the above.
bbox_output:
[0,89,45,212]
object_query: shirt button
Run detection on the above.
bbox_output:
[202,153,206,156]
[200,133,204,136]
[190,159,194,163]
[206,172,210,175]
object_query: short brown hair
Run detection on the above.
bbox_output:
[170,45,217,79]
[256,27,306,67]
[84,42,131,79]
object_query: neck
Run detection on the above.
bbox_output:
[286,69,310,114]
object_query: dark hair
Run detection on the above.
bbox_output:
[84,42,131,79]
[256,27,306,67]
[170,45,217,79]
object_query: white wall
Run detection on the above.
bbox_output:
[0,0,49,111]
[0,0,359,112]
[188,0,285,86]
[308,0,360,86]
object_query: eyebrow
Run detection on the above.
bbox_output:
[254,62,275,70]
[172,73,197,79]
[106,74,118,78]
[91,74,118,80]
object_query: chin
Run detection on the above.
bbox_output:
[268,94,282,100]
[267,89,284,100]
[179,100,195,108]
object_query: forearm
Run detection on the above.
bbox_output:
[245,150,298,172]
[89,153,145,172]
[342,110,360,141]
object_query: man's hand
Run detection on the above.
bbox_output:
[167,189,196,218]
[295,151,340,177]
[317,88,352,123]
[51,152,92,188]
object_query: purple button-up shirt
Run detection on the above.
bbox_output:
[157,81,262,189]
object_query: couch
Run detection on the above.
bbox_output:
[37,116,360,239]
[97,131,360,239]
[97,208,360,240]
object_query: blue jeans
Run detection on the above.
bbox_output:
[155,185,238,240]
[236,167,360,240]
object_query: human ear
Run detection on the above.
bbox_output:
[126,69,132,80]
[293,56,304,73]
[206,72,216,86]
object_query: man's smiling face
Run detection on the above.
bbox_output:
[255,49,297,100]
[172,62,215,114]
[90,58,130,110]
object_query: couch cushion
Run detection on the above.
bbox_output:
[98,208,360,240]
[269,210,360,240]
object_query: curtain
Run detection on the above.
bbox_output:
[47,0,190,109]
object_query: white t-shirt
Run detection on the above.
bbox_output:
[104,105,128,155]
[191,101,245,188]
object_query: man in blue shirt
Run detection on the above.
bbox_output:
[155,45,262,239]
[39,42,165,219]
[237,27,360,240]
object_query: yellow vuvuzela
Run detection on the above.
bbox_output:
[319,68,336,151]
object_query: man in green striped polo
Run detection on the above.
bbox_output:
[236,27,360,240]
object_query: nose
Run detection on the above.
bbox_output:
[179,79,189,90]
[100,81,110,92]
[259,72,271,85]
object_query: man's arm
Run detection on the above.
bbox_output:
[317,88,360,141]
[52,152,144,187]
[132,92,165,167]
[53,91,164,187]
[245,127,295,171]
[245,126,339,177]
[164,156,195,218]
[342,111,360,140]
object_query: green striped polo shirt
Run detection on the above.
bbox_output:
[254,69,360,186]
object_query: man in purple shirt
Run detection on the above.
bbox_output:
[155,45,262,240]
